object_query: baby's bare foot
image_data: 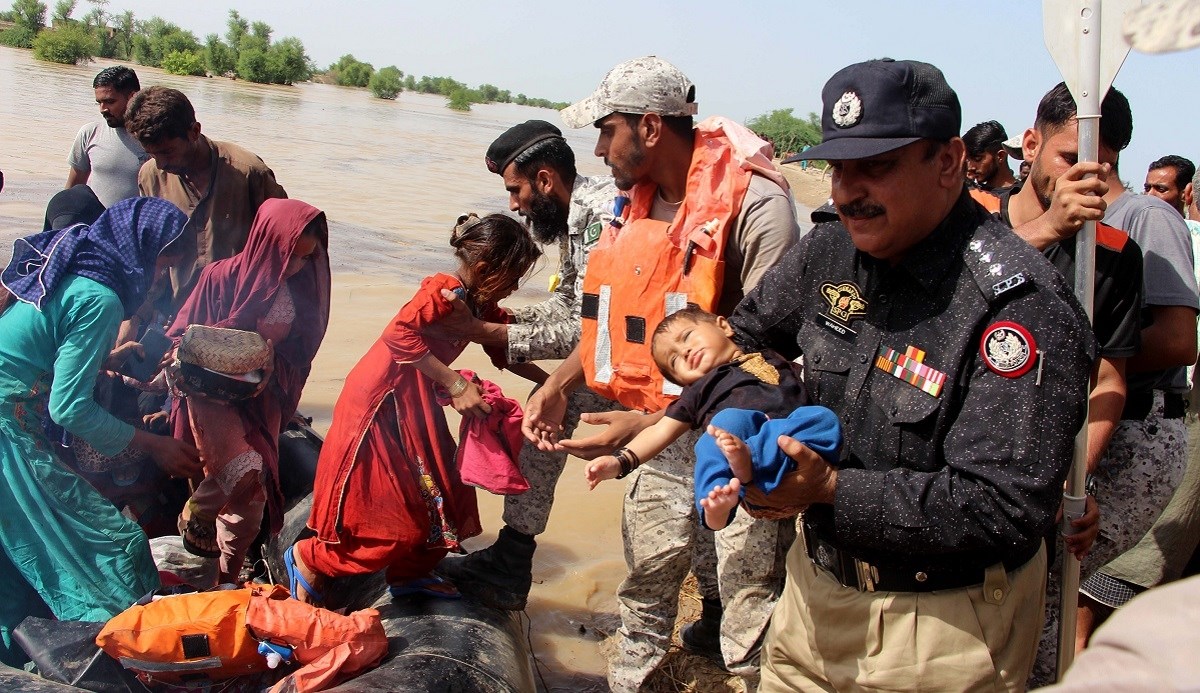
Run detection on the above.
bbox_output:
[706,424,753,483]
[700,478,743,530]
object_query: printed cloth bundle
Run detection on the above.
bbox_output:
[175,325,272,401]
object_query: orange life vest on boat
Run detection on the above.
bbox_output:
[579,124,756,413]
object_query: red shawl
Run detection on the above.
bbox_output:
[169,198,332,531]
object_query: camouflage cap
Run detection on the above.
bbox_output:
[561,56,698,129]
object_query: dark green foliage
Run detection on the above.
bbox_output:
[80,6,115,58]
[264,36,309,84]
[224,8,246,63]
[745,108,821,158]
[368,65,402,99]
[160,48,205,76]
[204,33,234,75]
[111,9,133,59]
[329,53,374,88]
[447,87,474,111]
[0,25,37,47]
[235,45,268,82]
[50,0,71,23]
[31,21,94,63]
[415,75,466,96]
[130,16,200,68]
[9,0,46,31]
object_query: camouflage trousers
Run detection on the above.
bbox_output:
[501,386,617,536]
[1030,392,1187,687]
[608,429,795,693]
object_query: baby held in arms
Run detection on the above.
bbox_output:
[586,306,842,530]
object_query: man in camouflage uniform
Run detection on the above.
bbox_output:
[529,57,800,691]
[434,120,628,609]
[436,125,729,641]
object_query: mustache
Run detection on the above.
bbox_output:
[837,200,886,219]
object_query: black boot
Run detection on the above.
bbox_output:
[435,525,536,610]
[681,597,724,666]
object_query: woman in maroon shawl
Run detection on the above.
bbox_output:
[169,198,331,583]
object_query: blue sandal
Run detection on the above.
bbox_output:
[389,575,461,600]
[284,545,325,604]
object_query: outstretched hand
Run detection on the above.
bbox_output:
[556,410,650,460]
[522,384,567,448]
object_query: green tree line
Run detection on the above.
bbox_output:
[318,53,568,111]
[1,1,570,111]
[1,3,313,84]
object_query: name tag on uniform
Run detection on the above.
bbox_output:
[819,281,866,341]
[875,345,946,397]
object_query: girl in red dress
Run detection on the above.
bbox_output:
[288,213,540,601]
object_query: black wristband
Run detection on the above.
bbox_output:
[613,447,641,479]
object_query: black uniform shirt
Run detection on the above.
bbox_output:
[730,190,1097,571]
[665,350,808,429]
[997,183,1144,358]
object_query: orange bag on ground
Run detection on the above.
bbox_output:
[96,584,387,691]
[95,585,268,684]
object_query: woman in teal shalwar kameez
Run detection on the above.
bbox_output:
[0,196,203,666]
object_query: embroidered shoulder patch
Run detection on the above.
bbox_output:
[980,321,1037,378]
[584,221,604,246]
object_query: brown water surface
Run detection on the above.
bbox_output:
[0,46,622,690]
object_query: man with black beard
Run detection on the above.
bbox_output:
[433,120,622,610]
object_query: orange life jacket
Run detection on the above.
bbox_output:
[96,584,387,688]
[579,123,756,413]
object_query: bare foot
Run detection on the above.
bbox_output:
[700,478,743,530]
[706,424,753,483]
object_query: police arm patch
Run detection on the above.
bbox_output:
[980,321,1037,378]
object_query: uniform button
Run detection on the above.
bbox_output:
[859,354,868,364]
[915,571,928,582]
[813,354,822,364]
[890,406,899,416]
[993,588,1004,600]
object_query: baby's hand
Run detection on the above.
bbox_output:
[585,456,622,490]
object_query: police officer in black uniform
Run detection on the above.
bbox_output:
[728,59,1098,691]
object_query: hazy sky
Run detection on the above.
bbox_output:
[98,0,1194,179]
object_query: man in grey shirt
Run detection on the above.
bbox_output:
[66,66,148,207]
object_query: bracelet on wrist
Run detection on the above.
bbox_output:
[613,447,641,479]
[448,376,469,398]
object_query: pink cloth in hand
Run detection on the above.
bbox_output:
[437,370,528,495]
